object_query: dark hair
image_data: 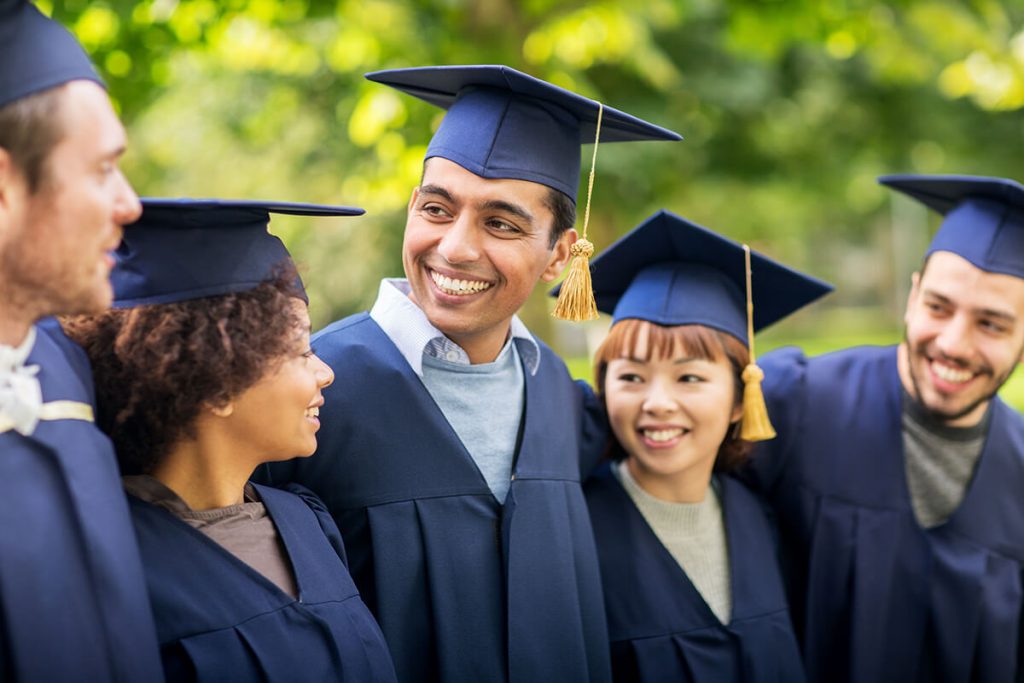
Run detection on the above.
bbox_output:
[544,187,576,247]
[593,319,753,472]
[0,85,66,193]
[62,270,304,475]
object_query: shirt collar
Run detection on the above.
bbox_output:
[0,326,36,372]
[369,278,540,377]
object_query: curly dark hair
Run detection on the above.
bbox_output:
[594,319,753,473]
[62,270,305,475]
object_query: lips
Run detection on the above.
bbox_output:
[429,268,493,296]
[930,360,973,385]
[637,426,689,448]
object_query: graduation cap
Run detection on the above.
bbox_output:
[365,64,683,321]
[878,174,1024,279]
[112,199,364,308]
[0,0,104,108]
[554,209,833,440]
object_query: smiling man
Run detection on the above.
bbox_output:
[262,65,680,682]
[746,175,1024,682]
[0,1,162,679]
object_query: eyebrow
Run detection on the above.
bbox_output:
[95,143,127,163]
[418,184,457,204]
[619,355,705,365]
[924,290,1017,323]
[480,199,534,226]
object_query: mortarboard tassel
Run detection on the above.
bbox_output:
[552,103,603,321]
[740,244,776,441]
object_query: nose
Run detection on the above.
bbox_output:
[313,354,335,389]
[933,313,973,363]
[113,170,142,225]
[436,215,481,264]
[641,377,678,416]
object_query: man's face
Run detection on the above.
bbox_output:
[0,80,141,318]
[402,157,573,361]
[898,250,1024,426]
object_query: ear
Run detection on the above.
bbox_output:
[209,401,234,418]
[904,271,921,327]
[540,228,576,283]
[0,147,17,211]
[730,402,744,425]
[407,185,420,213]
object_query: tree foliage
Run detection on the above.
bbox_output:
[48,0,1024,346]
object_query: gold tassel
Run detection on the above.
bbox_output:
[552,238,598,320]
[552,102,603,322]
[739,244,776,441]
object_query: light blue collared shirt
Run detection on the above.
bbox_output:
[368,278,540,378]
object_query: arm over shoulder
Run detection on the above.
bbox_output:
[741,346,810,495]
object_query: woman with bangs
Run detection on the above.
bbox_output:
[64,199,396,683]
[578,210,831,682]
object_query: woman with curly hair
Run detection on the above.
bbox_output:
[64,199,396,683]
[575,211,830,682]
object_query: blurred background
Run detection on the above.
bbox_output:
[50,0,1024,402]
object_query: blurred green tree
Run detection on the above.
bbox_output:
[47,0,1024,350]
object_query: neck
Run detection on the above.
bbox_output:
[447,324,511,364]
[152,421,256,510]
[625,456,713,504]
[0,286,39,347]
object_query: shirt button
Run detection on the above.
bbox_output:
[446,351,460,362]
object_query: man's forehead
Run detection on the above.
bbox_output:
[421,157,552,207]
[56,81,126,154]
[921,251,1024,316]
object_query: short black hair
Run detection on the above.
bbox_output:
[544,187,576,248]
[0,85,66,193]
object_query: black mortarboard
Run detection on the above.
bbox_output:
[112,199,364,307]
[365,65,682,203]
[0,0,103,108]
[560,209,832,343]
[878,174,1024,279]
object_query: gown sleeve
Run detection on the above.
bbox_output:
[742,345,810,495]
[576,379,609,480]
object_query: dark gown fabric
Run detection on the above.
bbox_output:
[260,312,611,683]
[747,345,1024,683]
[129,481,397,683]
[585,463,805,683]
[0,319,163,681]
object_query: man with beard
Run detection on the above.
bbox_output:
[261,65,681,682]
[746,174,1024,682]
[0,1,162,679]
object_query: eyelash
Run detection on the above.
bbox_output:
[488,219,521,234]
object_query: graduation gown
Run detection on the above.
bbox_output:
[262,312,611,683]
[129,482,397,682]
[749,345,1024,682]
[585,463,805,682]
[0,319,163,681]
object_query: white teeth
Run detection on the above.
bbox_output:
[304,407,319,418]
[932,362,972,384]
[642,428,684,442]
[431,270,492,296]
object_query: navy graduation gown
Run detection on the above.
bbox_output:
[749,345,1024,682]
[261,312,611,683]
[585,463,805,682]
[0,319,163,681]
[129,482,397,682]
